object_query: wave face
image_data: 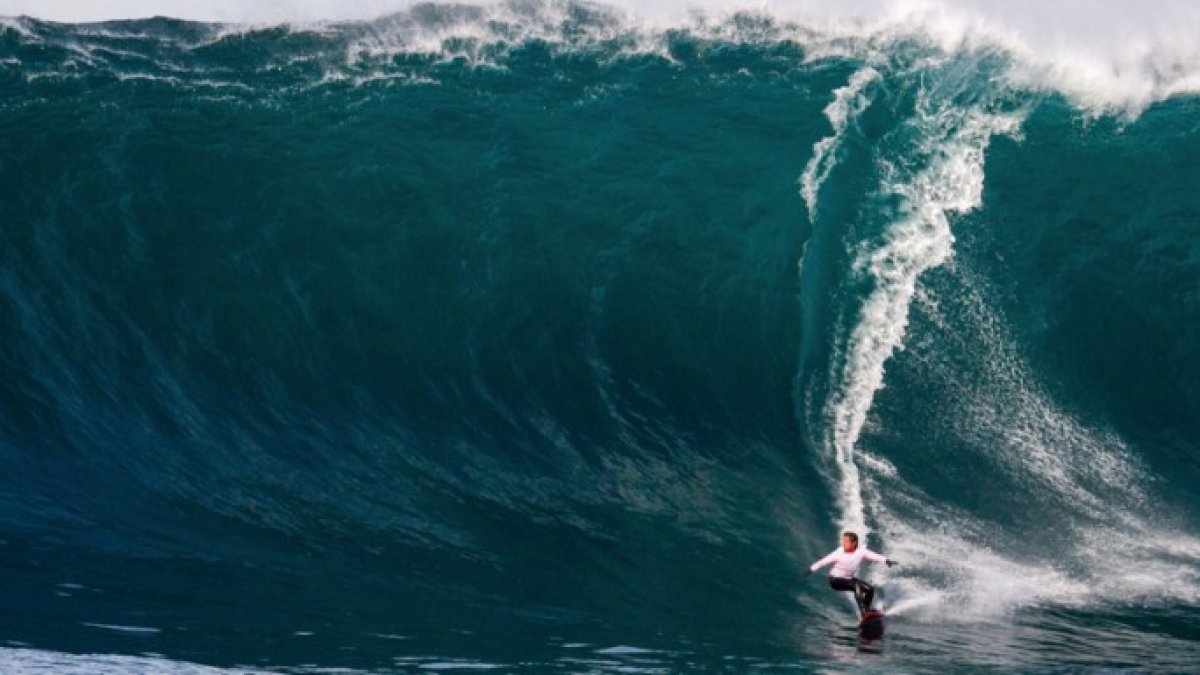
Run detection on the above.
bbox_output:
[2,2,1199,671]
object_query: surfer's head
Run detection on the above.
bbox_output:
[842,531,859,552]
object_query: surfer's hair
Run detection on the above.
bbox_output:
[842,531,859,545]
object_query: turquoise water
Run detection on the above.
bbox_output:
[2,3,1199,672]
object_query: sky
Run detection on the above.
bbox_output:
[0,0,1196,35]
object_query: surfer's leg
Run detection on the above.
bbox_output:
[828,576,856,601]
[853,578,875,612]
[831,577,864,612]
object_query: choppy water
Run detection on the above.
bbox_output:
[2,1,1199,671]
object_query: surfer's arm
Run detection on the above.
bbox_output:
[862,549,888,564]
[807,549,841,574]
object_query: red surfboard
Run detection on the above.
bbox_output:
[858,609,885,638]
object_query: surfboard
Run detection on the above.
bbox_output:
[858,609,885,639]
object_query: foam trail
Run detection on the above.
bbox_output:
[824,84,1023,534]
[800,65,880,222]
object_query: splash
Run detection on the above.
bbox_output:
[817,64,1024,533]
[861,267,1200,620]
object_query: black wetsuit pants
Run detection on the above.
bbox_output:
[829,576,874,614]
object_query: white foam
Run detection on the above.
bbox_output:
[417,658,506,662]
[764,0,1200,116]
[800,65,880,222]
[82,623,163,634]
[875,508,1200,622]
[882,522,1082,622]
[821,73,1024,533]
[5,1,1200,116]
[0,646,266,673]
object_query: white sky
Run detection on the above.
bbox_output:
[0,0,1194,33]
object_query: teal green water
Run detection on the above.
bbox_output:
[1,4,1199,672]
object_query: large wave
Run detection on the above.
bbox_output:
[2,0,1200,670]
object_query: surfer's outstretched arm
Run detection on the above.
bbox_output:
[805,549,841,576]
[864,549,900,567]
[865,549,900,567]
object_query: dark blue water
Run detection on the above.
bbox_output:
[1,3,1199,672]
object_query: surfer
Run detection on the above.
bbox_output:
[805,531,898,616]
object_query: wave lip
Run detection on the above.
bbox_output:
[6,0,1200,116]
[7,0,1200,114]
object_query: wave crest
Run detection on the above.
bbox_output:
[5,1,1200,116]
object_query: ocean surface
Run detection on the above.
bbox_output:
[2,1,1200,671]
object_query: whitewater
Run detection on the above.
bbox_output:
[2,0,1199,671]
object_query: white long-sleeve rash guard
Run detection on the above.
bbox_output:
[809,547,888,579]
